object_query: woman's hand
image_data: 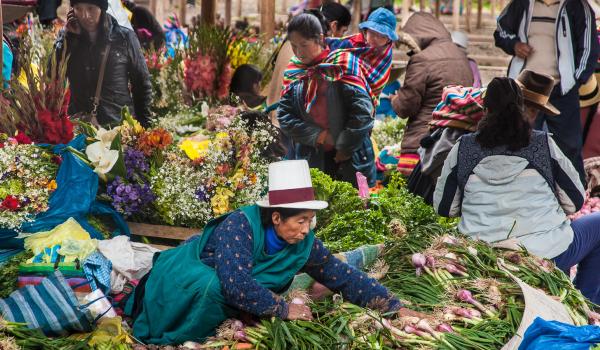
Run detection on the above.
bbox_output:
[66,8,81,35]
[286,303,313,321]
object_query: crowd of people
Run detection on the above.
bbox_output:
[2,0,600,345]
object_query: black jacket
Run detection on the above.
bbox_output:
[55,14,152,127]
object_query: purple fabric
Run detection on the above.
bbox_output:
[553,212,600,304]
[468,59,482,89]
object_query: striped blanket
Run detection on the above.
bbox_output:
[430,85,486,132]
[282,35,392,113]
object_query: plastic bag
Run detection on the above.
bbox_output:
[518,317,600,350]
[0,136,130,250]
[25,218,91,263]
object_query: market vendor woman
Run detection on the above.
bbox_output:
[130,160,420,344]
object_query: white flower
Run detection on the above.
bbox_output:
[85,142,119,175]
[95,127,120,148]
[201,102,210,117]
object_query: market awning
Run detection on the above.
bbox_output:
[2,0,38,24]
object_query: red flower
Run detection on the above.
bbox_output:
[52,155,63,165]
[216,163,231,175]
[1,196,20,211]
[217,61,233,100]
[37,109,74,144]
[14,131,32,145]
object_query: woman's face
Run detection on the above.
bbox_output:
[272,210,316,244]
[289,31,324,65]
[329,21,348,38]
[73,3,102,33]
[365,29,390,48]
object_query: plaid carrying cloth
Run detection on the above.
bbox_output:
[0,270,94,336]
[282,35,392,113]
[430,86,486,132]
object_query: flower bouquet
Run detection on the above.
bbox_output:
[0,34,74,145]
[95,108,277,230]
[0,135,60,231]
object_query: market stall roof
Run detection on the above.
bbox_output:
[2,0,38,24]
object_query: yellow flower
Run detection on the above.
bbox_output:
[231,169,246,187]
[211,187,235,215]
[46,180,57,191]
[179,139,210,160]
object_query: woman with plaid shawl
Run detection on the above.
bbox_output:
[277,11,395,187]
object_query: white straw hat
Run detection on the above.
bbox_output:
[256,160,328,210]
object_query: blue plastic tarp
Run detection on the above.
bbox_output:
[519,317,600,350]
[0,135,129,254]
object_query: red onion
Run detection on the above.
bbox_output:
[232,319,244,330]
[456,290,495,317]
[426,256,436,268]
[441,235,459,245]
[416,319,439,338]
[291,297,306,305]
[436,323,455,333]
[233,330,247,341]
[411,253,426,268]
[404,325,432,339]
[445,263,468,276]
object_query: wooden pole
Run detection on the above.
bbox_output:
[465,0,471,32]
[476,0,482,29]
[201,0,216,25]
[419,0,424,12]
[490,0,495,18]
[237,0,242,18]
[452,0,460,30]
[225,0,232,26]
[434,0,440,18]
[281,0,288,14]
[401,0,411,27]
[260,0,275,39]
[180,0,187,26]
[351,0,362,32]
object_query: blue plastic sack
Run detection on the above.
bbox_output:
[0,135,130,251]
[519,317,600,350]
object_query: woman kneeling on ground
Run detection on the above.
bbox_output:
[434,77,600,305]
[130,160,423,345]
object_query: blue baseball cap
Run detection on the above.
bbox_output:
[358,8,398,42]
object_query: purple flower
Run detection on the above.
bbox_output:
[124,148,150,181]
[195,187,209,202]
[107,176,155,217]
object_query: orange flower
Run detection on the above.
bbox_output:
[137,128,173,156]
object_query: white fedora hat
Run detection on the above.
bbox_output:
[256,160,328,210]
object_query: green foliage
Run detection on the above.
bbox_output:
[0,251,34,298]
[310,169,364,229]
[317,209,389,253]
[372,117,407,148]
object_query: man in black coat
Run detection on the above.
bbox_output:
[54,0,153,127]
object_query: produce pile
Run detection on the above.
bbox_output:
[198,172,598,350]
